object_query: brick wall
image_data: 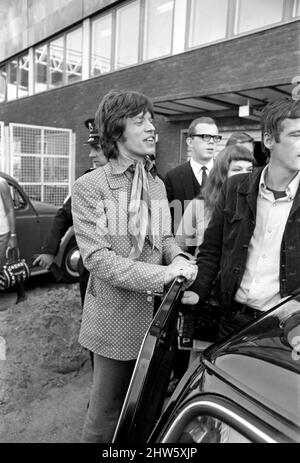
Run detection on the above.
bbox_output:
[0,21,298,179]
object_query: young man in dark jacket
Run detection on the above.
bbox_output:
[182,97,300,337]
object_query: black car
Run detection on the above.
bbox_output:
[113,280,300,443]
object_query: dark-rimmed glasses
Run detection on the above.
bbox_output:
[190,134,222,143]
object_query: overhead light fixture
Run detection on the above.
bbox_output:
[239,99,261,121]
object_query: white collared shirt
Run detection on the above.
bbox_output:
[235,166,300,311]
[190,158,214,186]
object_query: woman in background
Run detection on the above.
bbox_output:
[176,145,254,254]
[175,145,255,359]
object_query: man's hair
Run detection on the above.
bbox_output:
[95,90,154,159]
[203,145,254,211]
[261,98,300,154]
[187,116,217,137]
[226,131,254,146]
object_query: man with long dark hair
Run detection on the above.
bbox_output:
[72,90,197,442]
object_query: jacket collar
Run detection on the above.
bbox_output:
[237,166,263,196]
[110,154,157,179]
[236,167,263,218]
[237,166,300,217]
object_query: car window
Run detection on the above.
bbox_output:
[9,184,26,210]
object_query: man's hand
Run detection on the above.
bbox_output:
[181,290,199,305]
[8,235,18,250]
[172,254,197,264]
[33,254,55,270]
[164,259,198,288]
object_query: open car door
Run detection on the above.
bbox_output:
[113,276,185,443]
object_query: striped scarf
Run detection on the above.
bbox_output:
[128,155,155,259]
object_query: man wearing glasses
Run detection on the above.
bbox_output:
[164,117,221,392]
[164,116,221,235]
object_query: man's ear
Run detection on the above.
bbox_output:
[263,132,275,152]
[186,136,193,149]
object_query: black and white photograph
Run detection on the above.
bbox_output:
[0,0,299,449]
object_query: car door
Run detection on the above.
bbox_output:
[113,277,185,443]
[8,179,42,267]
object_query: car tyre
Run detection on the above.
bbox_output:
[61,236,80,283]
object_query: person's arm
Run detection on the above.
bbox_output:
[42,197,73,255]
[0,179,18,249]
[33,197,73,269]
[182,185,226,305]
[154,180,198,287]
[175,199,201,251]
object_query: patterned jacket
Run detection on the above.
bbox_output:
[72,159,184,360]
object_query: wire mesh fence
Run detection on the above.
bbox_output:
[9,123,72,205]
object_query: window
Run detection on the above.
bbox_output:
[189,0,229,48]
[10,184,26,210]
[236,0,284,34]
[34,26,83,92]
[173,0,187,54]
[7,60,18,101]
[66,28,82,84]
[0,67,6,102]
[49,36,64,88]
[143,0,174,60]
[91,13,112,76]
[115,1,140,69]
[35,45,48,93]
[18,54,29,98]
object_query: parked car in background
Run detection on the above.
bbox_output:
[0,171,80,283]
[114,281,300,444]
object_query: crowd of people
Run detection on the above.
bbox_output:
[1,89,299,443]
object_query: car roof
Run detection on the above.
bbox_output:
[204,294,300,426]
[0,171,15,182]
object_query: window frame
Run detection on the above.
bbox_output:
[90,10,114,77]
[65,26,83,85]
[34,24,83,93]
[187,0,230,49]
[142,0,176,62]
[234,0,286,36]
[114,0,141,70]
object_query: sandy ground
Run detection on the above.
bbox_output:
[0,277,92,443]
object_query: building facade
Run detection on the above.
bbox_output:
[0,0,299,202]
